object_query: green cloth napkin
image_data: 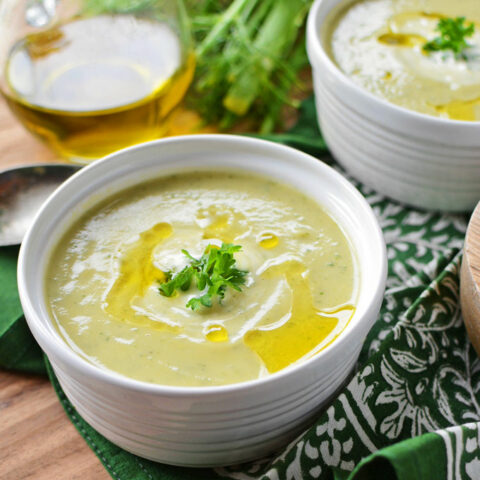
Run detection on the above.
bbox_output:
[2,97,477,480]
[0,246,45,374]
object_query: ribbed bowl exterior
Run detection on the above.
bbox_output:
[307,0,480,212]
[18,135,387,467]
[50,346,361,466]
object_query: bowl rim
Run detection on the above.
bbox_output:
[306,0,480,128]
[18,134,387,396]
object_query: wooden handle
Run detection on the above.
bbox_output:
[461,202,480,355]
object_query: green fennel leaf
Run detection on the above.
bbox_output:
[187,0,312,132]
[158,243,248,311]
[423,16,475,59]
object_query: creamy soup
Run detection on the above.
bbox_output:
[325,0,480,121]
[46,171,357,387]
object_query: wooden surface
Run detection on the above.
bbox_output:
[0,102,111,479]
[461,202,480,356]
[0,103,57,168]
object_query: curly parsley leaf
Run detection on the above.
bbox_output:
[423,16,475,60]
[159,243,248,311]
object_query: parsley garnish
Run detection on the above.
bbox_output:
[423,16,475,60]
[158,243,248,311]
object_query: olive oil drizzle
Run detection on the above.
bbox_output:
[244,261,355,373]
[104,222,177,331]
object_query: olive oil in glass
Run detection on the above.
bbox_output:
[2,14,194,163]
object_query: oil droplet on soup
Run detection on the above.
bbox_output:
[205,324,229,342]
[258,232,279,249]
[377,33,426,47]
[46,172,358,387]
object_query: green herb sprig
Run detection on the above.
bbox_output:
[158,243,248,311]
[423,16,475,60]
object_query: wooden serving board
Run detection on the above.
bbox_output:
[0,102,110,479]
[461,202,480,356]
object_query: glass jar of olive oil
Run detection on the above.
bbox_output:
[0,0,194,163]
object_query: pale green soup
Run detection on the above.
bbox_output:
[46,171,358,387]
[325,0,480,121]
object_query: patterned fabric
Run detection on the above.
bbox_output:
[2,98,477,479]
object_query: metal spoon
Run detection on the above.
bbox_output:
[0,163,81,246]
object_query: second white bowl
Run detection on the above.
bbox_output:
[307,0,480,212]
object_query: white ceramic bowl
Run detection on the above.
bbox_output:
[307,0,480,212]
[18,135,387,467]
